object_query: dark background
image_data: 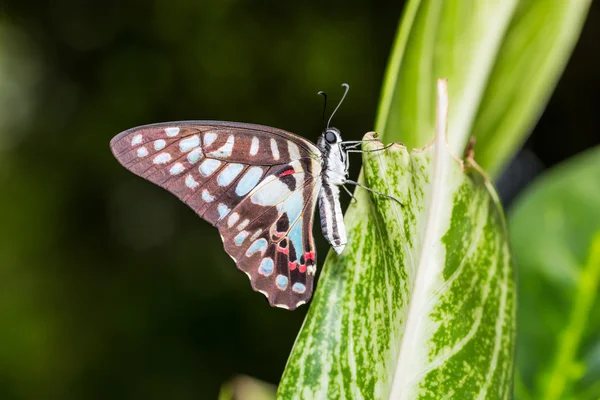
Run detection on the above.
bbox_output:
[0,1,598,399]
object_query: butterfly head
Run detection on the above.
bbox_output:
[323,127,342,145]
[317,127,348,182]
[317,127,344,154]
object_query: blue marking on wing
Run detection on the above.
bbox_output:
[292,282,306,294]
[288,223,303,262]
[234,231,249,246]
[246,238,268,256]
[258,258,274,276]
[236,166,263,196]
[217,163,244,186]
[276,274,289,290]
[217,203,230,219]
[278,190,304,261]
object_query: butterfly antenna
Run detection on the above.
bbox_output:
[317,90,328,130]
[326,83,349,129]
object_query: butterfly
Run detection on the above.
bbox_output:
[110,84,395,310]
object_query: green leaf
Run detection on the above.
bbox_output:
[510,146,600,400]
[376,0,591,177]
[278,82,516,398]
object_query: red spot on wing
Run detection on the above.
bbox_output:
[279,169,294,177]
[277,246,289,255]
[298,265,306,273]
[305,251,315,262]
[288,261,297,271]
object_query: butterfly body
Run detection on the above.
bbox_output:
[111,121,350,310]
[317,128,348,254]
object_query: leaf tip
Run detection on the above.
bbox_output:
[363,131,407,151]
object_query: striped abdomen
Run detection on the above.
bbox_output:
[318,183,347,254]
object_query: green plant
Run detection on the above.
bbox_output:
[511,147,600,400]
[280,80,515,398]
[220,0,592,398]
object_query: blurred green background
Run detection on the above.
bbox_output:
[0,1,598,399]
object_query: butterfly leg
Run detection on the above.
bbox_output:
[340,139,381,146]
[339,142,392,174]
[341,140,399,151]
[344,145,396,174]
[344,179,404,206]
[341,184,358,203]
[345,143,395,153]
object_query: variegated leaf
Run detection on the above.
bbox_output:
[376,0,591,178]
[278,82,516,399]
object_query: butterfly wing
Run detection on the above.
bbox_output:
[110,121,322,309]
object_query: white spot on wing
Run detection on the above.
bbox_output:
[185,174,199,188]
[234,230,249,246]
[235,167,263,196]
[270,138,280,160]
[154,139,166,150]
[250,137,259,156]
[217,203,230,219]
[202,189,215,202]
[131,134,143,146]
[179,135,200,152]
[293,169,305,189]
[250,229,262,240]
[251,177,291,206]
[209,135,234,158]
[187,148,203,164]
[237,219,250,231]
[153,153,172,164]
[217,163,244,187]
[169,163,185,175]
[165,127,180,137]
[310,158,322,178]
[228,212,240,228]
[199,159,221,177]
[137,147,148,157]
[204,132,217,146]
[288,141,301,159]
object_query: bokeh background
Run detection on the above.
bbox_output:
[0,1,598,399]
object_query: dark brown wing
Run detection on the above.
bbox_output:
[110,121,322,309]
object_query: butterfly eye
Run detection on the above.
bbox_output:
[325,130,337,144]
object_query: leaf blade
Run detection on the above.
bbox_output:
[471,0,593,177]
[278,82,516,399]
[375,0,591,178]
[509,146,600,399]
